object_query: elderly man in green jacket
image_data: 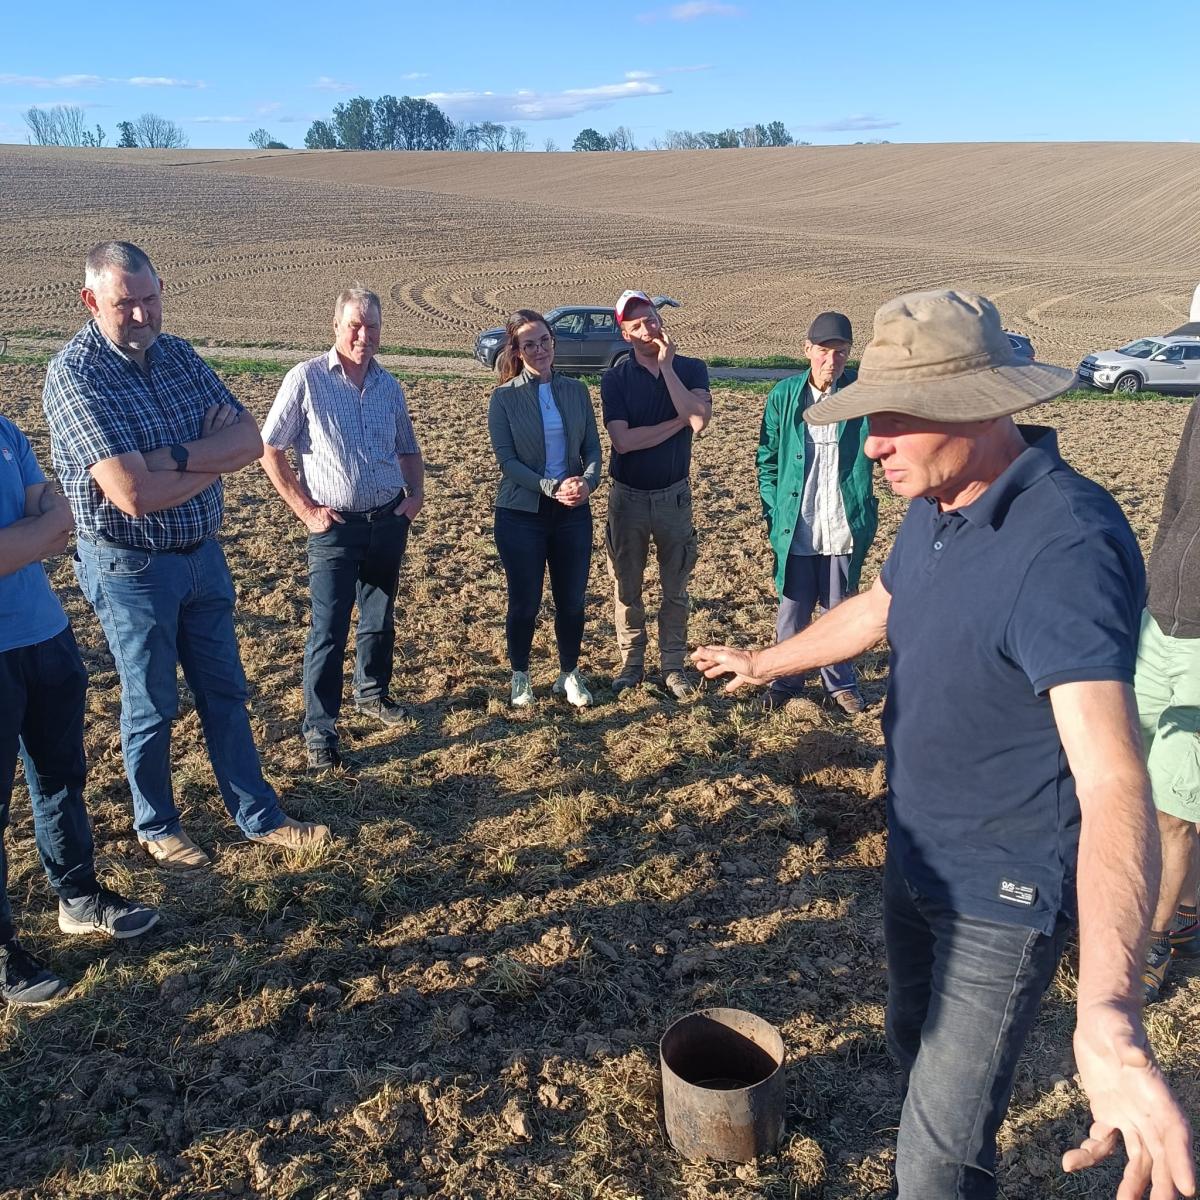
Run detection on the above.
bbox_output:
[755,312,878,712]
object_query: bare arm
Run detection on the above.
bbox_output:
[0,485,74,577]
[90,453,219,518]
[694,575,891,691]
[656,332,712,427]
[143,404,264,475]
[606,416,689,455]
[1051,681,1195,1198]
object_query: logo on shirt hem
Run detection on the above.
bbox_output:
[998,878,1037,907]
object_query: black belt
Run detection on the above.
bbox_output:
[334,490,406,523]
[83,533,208,555]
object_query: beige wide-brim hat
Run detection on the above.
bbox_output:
[805,289,1076,426]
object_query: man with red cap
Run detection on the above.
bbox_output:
[601,290,711,700]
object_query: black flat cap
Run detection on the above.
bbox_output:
[806,311,853,344]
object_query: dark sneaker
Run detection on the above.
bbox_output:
[59,888,160,940]
[757,688,795,713]
[1142,939,1173,1004]
[611,666,644,695]
[306,744,344,773]
[0,939,68,1006]
[663,671,697,701]
[1170,919,1200,959]
[354,696,406,726]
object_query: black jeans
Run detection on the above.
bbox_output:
[494,498,592,673]
[883,851,1070,1198]
[0,626,98,943]
[303,513,410,749]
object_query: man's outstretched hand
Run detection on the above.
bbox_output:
[1065,1002,1194,1199]
[691,645,766,692]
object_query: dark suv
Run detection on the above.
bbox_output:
[474,299,678,373]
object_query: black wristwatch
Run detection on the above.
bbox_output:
[170,444,189,473]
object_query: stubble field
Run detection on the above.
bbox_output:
[2,142,1200,1198]
[0,355,1197,1199]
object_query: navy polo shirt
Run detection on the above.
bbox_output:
[601,352,709,490]
[880,426,1145,934]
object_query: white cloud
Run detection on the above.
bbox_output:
[796,114,900,132]
[624,64,712,80]
[423,79,668,123]
[190,115,249,124]
[638,2,741,21]
[256,101,284,116]
[399,72,429,81]
[312,76,355,93]
[0,73,204,89]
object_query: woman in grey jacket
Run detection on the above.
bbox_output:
[487,309,602,708]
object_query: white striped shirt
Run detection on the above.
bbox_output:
[789,380,853,557]
[262,349,420,511]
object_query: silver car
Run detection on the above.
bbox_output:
[1078,335,1200,395]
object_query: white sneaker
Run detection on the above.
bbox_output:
[553,669,593,708]
[510,671,536,707]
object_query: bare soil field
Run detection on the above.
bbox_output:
[2,143,1199,364]
[0,356,1196,1199]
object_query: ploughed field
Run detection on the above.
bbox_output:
[0,358,1196,1199]
[3,143,1200,366]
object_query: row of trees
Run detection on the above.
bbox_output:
[303,95,528,152]
[23,105,188,148]
[572,121,800,152]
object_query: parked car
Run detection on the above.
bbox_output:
[474,297,679,373]
[1077,335,1200,395]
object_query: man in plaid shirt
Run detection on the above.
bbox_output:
[43,241,329,870]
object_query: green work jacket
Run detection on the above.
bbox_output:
[755,367,878,595]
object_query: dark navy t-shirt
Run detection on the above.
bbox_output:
[879,426,1145,934]
[601,353,710,490]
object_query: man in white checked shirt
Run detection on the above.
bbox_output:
[260,287,425,772]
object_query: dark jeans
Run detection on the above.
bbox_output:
[883,852,1069,1198]
[75,536,284,841]
[771,553,858,698]
[304,513,410,749]
[494,498,592,673]
[0,626,98,944]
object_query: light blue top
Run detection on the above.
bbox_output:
[0,415,67,653]
[538,382,568,481]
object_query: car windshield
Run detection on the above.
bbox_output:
[1117,339,1164,359]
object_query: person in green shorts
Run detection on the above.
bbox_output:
[1136,395,1200,1002]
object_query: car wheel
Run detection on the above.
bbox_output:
[1112,372,1142,394]
[609,351,631,369]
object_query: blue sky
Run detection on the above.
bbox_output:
[2,0,1195,150]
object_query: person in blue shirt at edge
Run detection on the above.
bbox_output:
[695,290,1194,1199]
[42,241,329,873]
[755,310,877,715]
[0,413,158,1006]
[487,308,602,709]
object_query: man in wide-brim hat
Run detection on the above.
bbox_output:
[695,289,1194,1199]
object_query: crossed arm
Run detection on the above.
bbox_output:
[0,484,75,577]
[90,403,261,518]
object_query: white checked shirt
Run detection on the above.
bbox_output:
[789,380,853,557]
[262,349,421,511]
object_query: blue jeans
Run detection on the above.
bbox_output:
[75,537,283,841]
[0,626,98,943]
[494,498,592,673]
[771,553,858,698]
[883,852,1069,1198]
[303,513,410,749]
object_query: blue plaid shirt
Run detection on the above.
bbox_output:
[43,321,240,550]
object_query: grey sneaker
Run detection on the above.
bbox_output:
[0,939,68,1006]
[553,669,593,708]
[59,888,160,939]
[611,665,644,695]
[663,671,697,700]
[510,671,536,708]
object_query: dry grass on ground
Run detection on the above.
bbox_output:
[3,143,1200,365]
[0,359,1197,1198]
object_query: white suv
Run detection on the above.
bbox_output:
[1078,336,1200,395]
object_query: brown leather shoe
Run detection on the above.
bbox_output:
[138,830,212,871]
[830,690,866,715]
[248,815,331,850]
